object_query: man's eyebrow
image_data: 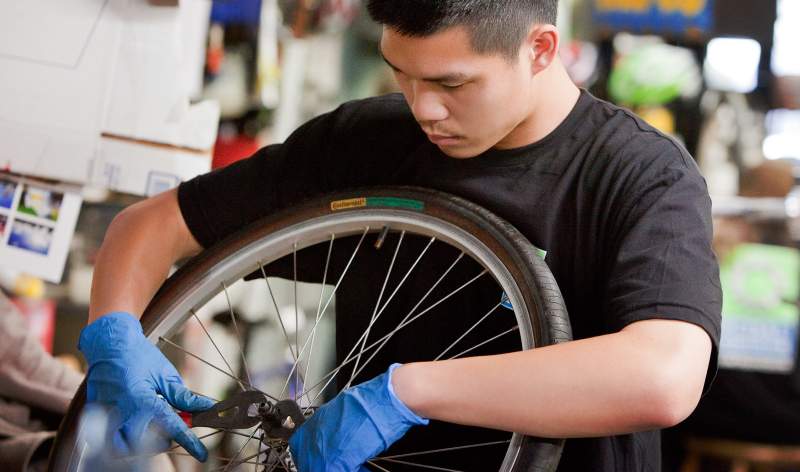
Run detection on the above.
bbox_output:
[380,51,471,83]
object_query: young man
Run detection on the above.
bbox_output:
[79,0,722,470]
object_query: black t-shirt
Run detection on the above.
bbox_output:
[178,90,722,471]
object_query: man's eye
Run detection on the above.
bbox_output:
[441,83,465,90]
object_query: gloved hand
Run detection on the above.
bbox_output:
[289,363,429,472]
[78,312,215,461]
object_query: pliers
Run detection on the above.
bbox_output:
[179,390,307,441]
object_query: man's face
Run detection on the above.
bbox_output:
[380,26,536,158]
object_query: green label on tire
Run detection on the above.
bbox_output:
[330,197,425,212]
[367,197,425,211]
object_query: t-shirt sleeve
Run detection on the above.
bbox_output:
[178,95,422,248]
[178,114,333,249]
[603,143,723,391]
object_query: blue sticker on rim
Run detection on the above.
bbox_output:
[500,292,513,310]
[500,247,546,311]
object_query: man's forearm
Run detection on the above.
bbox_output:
[89,190,202,323]
[392,319,711,438]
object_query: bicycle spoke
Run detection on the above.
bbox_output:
[157,429,274,459]
[223,426,260,472]
[298,235,435,405]
[344,262,483,392]
[209,450,264,472]
[303,266,486,408]
[254,432,262,472]
[373,457,464,471]
[347,229,405,389]
[280,226,370,399]
[121,431,226,461]
[159,337,279,402]
[293,242,299,400]
[298,245,453,402]
[265,456,281,472]
[222,282,255,389]
[171,430,224,450]
[264,447,288,472]
[272,447,292,472]
[379,440,510,459]
[447,326,520,360]
[166,451,261,465]
[259,264,299,363]
[433,302,503,361]
[191,309,246,391]
[255,442,281,472]
[299,263,481,404]
[369,461,392,472]
[301,234,335,405]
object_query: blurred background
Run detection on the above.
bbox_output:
[2,0,800,470]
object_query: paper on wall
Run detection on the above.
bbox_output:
[101,0,217,151]
[0,172,82,283]
[89,0,218,196]
[92,135,212,196]
[0,0,123,183]
[0,0,218,196]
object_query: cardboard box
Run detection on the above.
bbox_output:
[0,0,218,196]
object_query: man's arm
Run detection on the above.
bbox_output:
[89,189,201,323]
[393,318,711,437]
[81,189,216,461]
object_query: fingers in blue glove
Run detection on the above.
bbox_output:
[153,398,209,462]
[119,404,155,454]
[79,312,214,463]
[162,380,216,412]
[159,381,214,461]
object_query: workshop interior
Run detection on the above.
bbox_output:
[1,0,800,471]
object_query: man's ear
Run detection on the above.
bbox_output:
[525,24,559,75]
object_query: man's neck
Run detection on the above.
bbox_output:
[497,59,581,150]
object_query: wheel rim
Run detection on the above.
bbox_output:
[66,208,546,471]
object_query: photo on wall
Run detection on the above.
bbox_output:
[17,185,63,222]
[8,219,54,256]
[0,172,83,282]
[0,178,17,209]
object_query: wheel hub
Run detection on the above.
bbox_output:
[260,399,307,441]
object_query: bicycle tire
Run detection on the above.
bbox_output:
[50,186,572,472]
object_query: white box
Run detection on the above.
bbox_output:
[0,0,218,196]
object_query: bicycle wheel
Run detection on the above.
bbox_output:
[50,186,572,472]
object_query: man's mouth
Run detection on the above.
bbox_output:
[427,134,461,145]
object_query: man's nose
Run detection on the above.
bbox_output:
[409,84,449,123]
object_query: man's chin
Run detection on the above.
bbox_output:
[437,143,486,159]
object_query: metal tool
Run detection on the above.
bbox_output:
[179,390,306,441]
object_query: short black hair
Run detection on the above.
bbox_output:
[367,0,558,60]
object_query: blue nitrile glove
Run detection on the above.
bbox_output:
[289,363,429,472]
[78,312,215,461]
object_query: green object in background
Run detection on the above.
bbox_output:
[608,43,700,107]
[721,243,799,322]
[719,243,800,373]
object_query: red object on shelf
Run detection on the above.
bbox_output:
[212,134,261,170]
[206,45,224,77]
[12,298,56,354]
